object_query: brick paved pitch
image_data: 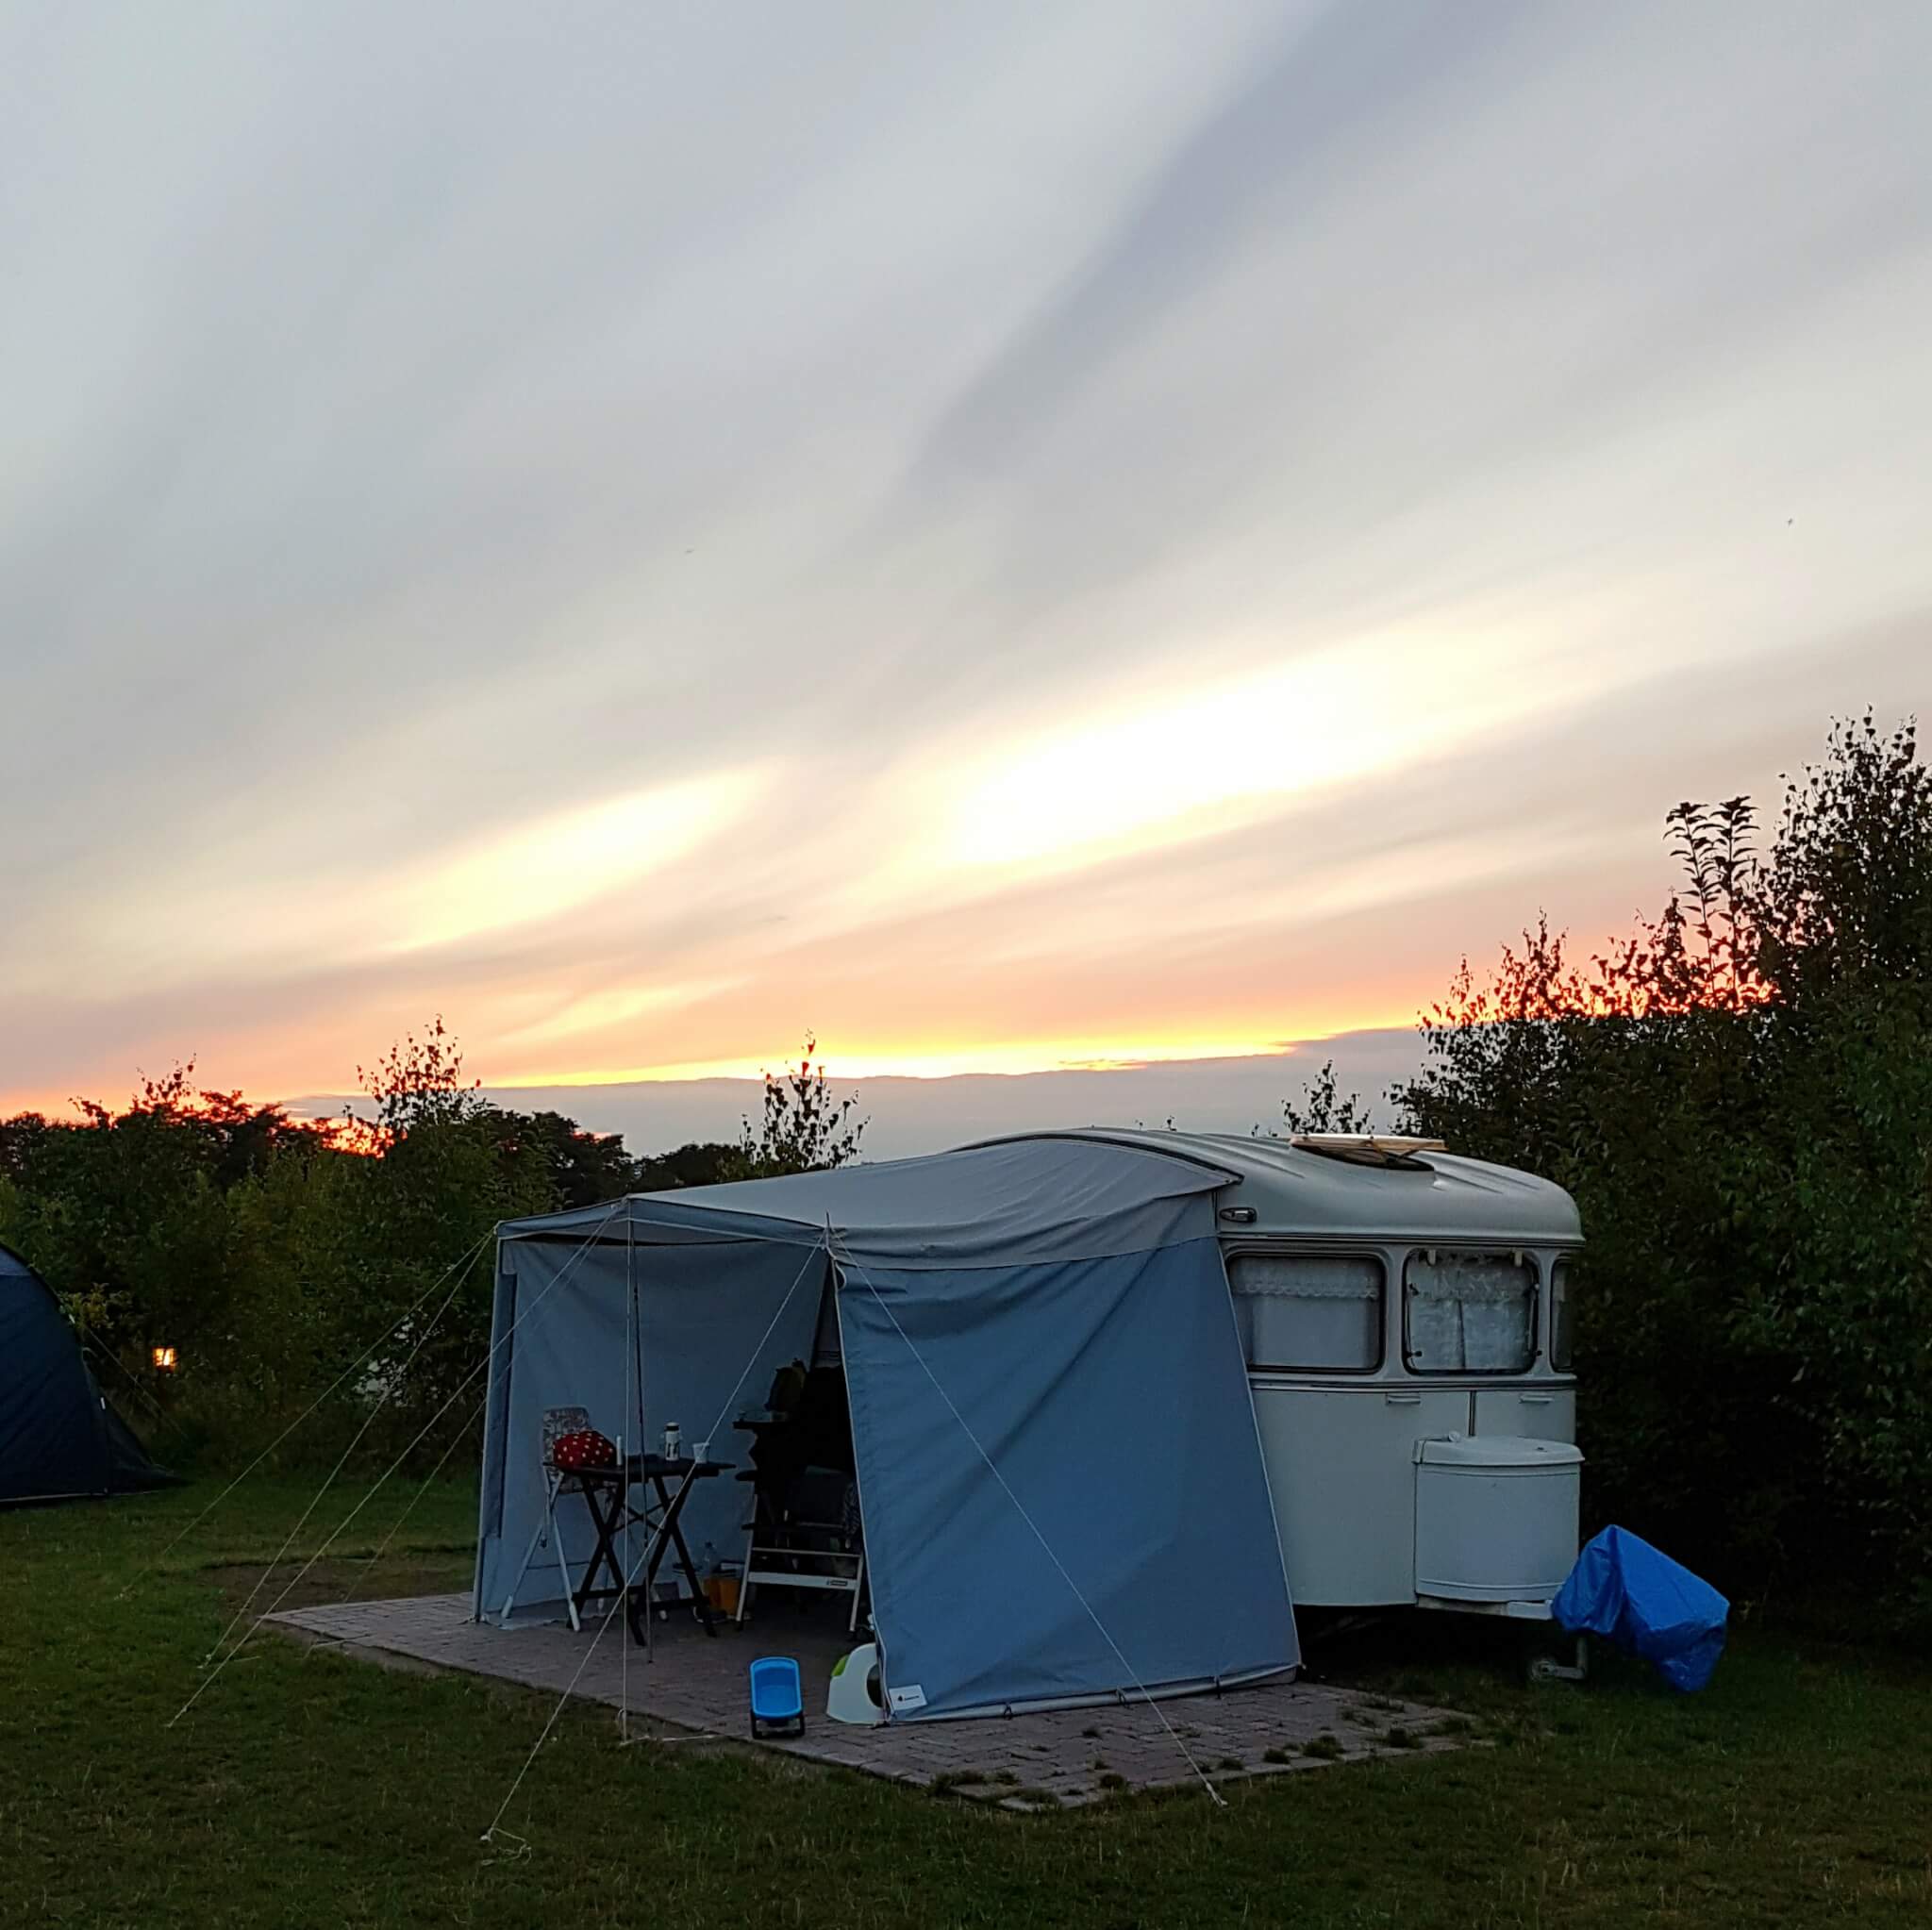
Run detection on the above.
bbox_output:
[268,1592,1467,1807]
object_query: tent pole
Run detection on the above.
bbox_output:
[824,1217,874,1658]
[625,1206,642,1703]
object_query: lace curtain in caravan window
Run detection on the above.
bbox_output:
[1404,1251,1536,1373]
[1227,1253,1384,1371]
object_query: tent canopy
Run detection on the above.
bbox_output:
[0,1243,175,1507]
[476,1138,1301,1720]
[494,1136,1243,1267]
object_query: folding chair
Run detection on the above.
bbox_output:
[736,1464,867,1635]
[497,1405,593,1631]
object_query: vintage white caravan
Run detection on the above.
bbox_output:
[984,1129,1585,1620]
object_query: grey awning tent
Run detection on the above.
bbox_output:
[475,1137,1300,1721]
[0,1243,175,1506]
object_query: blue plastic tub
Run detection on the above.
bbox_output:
[748,1655,805,1738]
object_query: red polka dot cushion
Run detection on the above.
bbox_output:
[551,1427,617,1471]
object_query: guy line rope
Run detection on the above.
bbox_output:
[169,1206,622,1728]
[824,1223,1228,1808]
[479,1228,827,1846]
[120,1224,498,1600]
[202,1242,487,1660]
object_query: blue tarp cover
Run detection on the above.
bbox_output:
[1553,1524,1728,1692]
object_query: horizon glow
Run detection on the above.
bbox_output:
[4,3,1929,1136]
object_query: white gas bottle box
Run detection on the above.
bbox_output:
[1412,1434,1583,1605]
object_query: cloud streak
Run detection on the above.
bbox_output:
[3,1,1929,1137]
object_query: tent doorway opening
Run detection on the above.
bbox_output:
[731,1269,867,1632]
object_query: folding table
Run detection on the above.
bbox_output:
[561,1454,732,1654]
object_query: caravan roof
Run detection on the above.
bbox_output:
[969,1129,1583,1246]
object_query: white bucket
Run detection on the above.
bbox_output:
[825,1642,886,1725]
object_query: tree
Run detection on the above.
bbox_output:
[0,1062,325,1373]
[351,1015,485,1144]
[739,1038,867,1177]
[0,1015,892,1469]
[634,1141,748,1191]
[1392,714,1932,1606]
[0,1111,55,1180]
[490,1109,640,1209]
[1749,714,1932,999]
[335,1020,549,1427]
[1271,1058,1373,1137]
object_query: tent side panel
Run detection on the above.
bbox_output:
[0,1270,110,1505]
[628,1240,828,1572]
[474,1240,633,1617]
[472,1249,521,1615]
[841,1231,1299,1722]
[474,1236,824,1619]
[99,1397,175,1492]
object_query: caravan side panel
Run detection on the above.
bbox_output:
[1251,1383,1466,1606]
[1474,1387,1576,1441]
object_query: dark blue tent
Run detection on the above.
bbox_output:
[0,1243,174,1506]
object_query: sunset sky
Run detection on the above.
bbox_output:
[5,2,1930,1147]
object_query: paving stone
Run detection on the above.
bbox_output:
[267,1592,1466,1805]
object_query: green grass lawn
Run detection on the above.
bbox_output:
[4,1477,1929,1929]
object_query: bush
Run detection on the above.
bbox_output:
[1,1023,869,1474]
[1392,715,1932,1606]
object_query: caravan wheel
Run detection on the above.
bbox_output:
[1526,1635,1589,1685]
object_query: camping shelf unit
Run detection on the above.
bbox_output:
[472,1129,1584,1722]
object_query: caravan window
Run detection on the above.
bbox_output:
[1550,1258,1574,1372]
[1228,1252,1384,1372]
[1403,1250,1537,1373]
